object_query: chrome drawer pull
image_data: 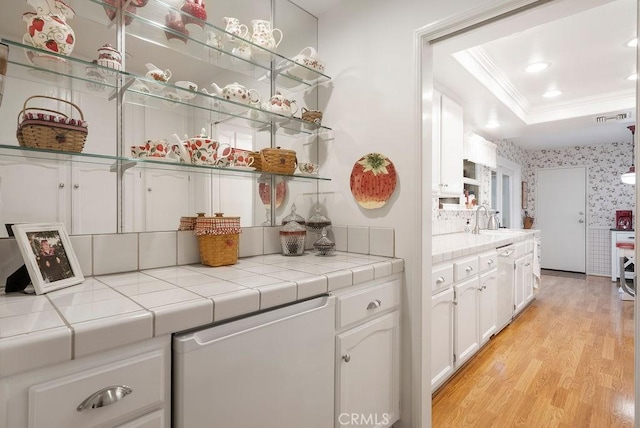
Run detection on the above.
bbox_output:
[465,266,473,272]
[342,353,351,363]
[525,263,531,267]
[487,259,494,265]
[435,276,445,284]
[367,299,382,310]
[77,385,133,412]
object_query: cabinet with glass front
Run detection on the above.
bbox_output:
[0,0,331,236]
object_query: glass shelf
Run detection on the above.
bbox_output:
[97,0,332,89]
[0,144,331,181]
[4,39,332,137]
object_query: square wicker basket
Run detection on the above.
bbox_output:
[250,147,297,174]
[194,213,241,267]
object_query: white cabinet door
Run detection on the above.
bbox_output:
[439,94,463,196]
[523,254,534,305]
[144,170,193,232]
[454,276,480,367]
[514,256,527,314]
[0,159,68,234]
[431,287,454,392]
[336,311,400,428]
[478,269,497,345]
[71,164,117,235]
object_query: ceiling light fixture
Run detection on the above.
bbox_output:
[485,120,501,128]
[525,62,549,73]
[543,90,562,98]
[627,73,638,80]
[628,38,638,47]
[621,125,635,185]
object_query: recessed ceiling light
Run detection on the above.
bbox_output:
[525,62,549,73]
[628,38,638,47]
[627,73,638,80]
[486,121,501,129]
[543,90,562,98]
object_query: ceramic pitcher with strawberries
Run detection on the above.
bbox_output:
[23,0,76,57]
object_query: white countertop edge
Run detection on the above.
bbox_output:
[432,230,539,263]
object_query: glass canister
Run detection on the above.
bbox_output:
[280,220,306,256]
[306,206,331,234]
[313,227,335,256]
[282,203,306,226]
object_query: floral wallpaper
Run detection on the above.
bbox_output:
[524,142,635,228]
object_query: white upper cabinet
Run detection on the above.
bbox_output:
[432,91,463,196]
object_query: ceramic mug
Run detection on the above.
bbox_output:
[175,81,198,100]
[231,148,255,167]
[298,162,319,175]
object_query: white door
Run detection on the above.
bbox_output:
[478,270,497,345]
[144,170,193,231]
[71,164,117,235]
[536,167,586,272]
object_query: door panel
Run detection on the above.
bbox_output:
[536,167,586,272]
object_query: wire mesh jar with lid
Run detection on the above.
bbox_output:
[282,203,306,226]
[280,220,306,256]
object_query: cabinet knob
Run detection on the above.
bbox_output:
[435,276,445,284]
[73,184,79,189]
[465,266,473,272]
[487,259,494,265]
[147,187,152,192]
[59,183,65,188]
[77,385,133,411]
[342,353,351,363]
[524,263,531,267]
[578,219,584,223]
[367,299,382,310]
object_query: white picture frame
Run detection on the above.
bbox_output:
[11,222,84,294]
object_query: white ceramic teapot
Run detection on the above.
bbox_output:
[145,63,172,91]
[206,82,261,105]
[262,91,297,118]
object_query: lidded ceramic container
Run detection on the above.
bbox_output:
[280,220,306,256]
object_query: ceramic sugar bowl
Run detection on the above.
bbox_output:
[263,91,297,119]
[96,44,122,76]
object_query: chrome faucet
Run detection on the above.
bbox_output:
[473,205,488,234]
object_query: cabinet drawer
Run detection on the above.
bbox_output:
[432,263,454,293]
[616,233,635,244]
[454,256,479,282]
[478,251,497,273]
[29,350,166,428]
[337,279,400,328]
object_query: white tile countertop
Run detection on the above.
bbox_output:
[0,252,403,377]
[432,229,540,263]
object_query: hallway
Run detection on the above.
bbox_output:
[432,273,634,427]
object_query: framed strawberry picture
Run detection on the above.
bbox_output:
[350,153,397,209]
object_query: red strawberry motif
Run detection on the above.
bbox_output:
[45,40,59,52]
[29,18,44,37]
[157,145,164,152]
[66,34,74,45]
[350,153,397,209]
[196,141,202,147]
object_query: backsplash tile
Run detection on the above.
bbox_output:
[331,226,348,252]
[139,232,177,270]
[93,233,138,275]
[177,231,200,265]
[347,226,369,254]
[70,235,93,277]
[263,227,280,254]
[369,227,394,257]
[239,227,264,257]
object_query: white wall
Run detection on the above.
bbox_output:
[317,1,495,427]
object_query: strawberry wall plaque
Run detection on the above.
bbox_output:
[350,153,397,209]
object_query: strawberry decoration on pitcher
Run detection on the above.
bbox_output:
[350,153,397,209]
[23,0,76,58]
[181,0,207,30]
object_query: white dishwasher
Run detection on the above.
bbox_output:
[172,295,335,428]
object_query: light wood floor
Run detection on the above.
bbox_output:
[432,273,635,427]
